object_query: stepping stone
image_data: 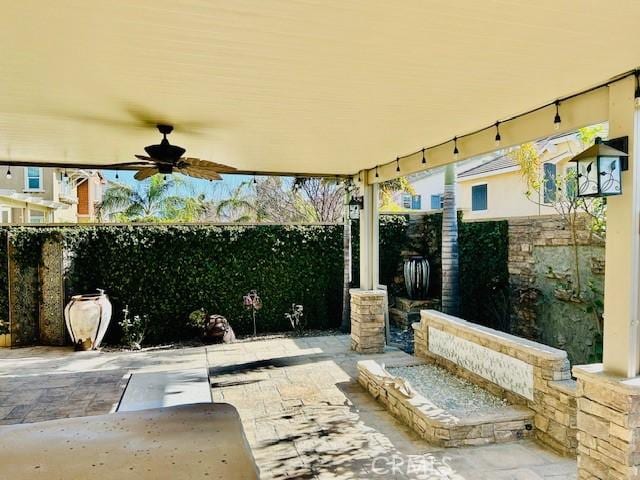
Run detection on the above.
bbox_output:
[117,368,211,412]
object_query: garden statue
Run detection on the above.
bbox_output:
[204,314,236,343]
[243,290,262,337]
[403,256,430,300]
[64,289,112,351]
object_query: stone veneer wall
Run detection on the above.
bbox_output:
[39,238,66,346]
[414,310,578,456]
[573,364,640,479]
[350,289,386,353]
[507,214,604,347]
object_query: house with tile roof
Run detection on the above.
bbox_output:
[396,132,587,218]
[456,132,583,220]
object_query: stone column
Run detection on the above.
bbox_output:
[39,237,66,345]
[350,289,385,353]
[574,364,640,479]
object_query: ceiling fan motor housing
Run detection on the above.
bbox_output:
[158,164,173,175]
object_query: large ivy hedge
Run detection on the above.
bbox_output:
[0,216,510,345]
[7,224,344,344]
[459,220,510,331]
[351,215,413,296]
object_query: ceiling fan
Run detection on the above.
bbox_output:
[131,124,236,181]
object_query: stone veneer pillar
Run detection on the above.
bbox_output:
[39,238,66,345]
[350,289,386,354]
[574,364,640,479]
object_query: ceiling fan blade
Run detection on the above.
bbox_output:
[177,166,222,181]
[134,167,159,181]
[0,160,155,170]
[181,157,237,172]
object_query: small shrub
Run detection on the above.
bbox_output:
[187,308,207,330]
[119,305,148,349]
[285,304,305,334]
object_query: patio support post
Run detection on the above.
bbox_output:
[573,77,640,480]
[350,174,384,353]
[358,178,379,290]
[601,76,640,379]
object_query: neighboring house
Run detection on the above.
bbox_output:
[390,157,487,212]
[457,133,583,220]
[0,167,104,224]
[392,132,588,219]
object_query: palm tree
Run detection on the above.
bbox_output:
[441,164,460,315]
[98,175,182,222]
[214,181,261,222]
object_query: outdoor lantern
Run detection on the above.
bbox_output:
[348,196,363,220]
[569,137,628,197]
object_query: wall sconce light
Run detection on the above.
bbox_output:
[348,196,363,220]
[569,137,628,197]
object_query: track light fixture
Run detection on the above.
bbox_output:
[635,70,640,107]
[375,166,379,178]
[421,148,426,164]
[63,169,68,179]
[253,174,257,185]
[396,157,400,173]
[494,122,501,147]
[453,137,459,161]
[553,101,561,130]
[115,171,119,179]
[6,167,11,180]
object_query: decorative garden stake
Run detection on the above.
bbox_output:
[243,290,262,337]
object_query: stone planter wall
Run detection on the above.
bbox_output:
[357,359,535,447]
[414,310,578,456]
[573,364,640,479]
[350,289,386,353]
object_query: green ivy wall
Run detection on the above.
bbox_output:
[5,224,344,344]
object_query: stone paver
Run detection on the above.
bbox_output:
[206,335,577,479]
[0,336,577,479]
[0,345,208,424]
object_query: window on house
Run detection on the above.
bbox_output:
[565,165,577,199]
[28,210,45,224]
[61,173,74,197]
[430,194,443,209]
[0,207,10,224]
[24,167,42,191]
[402,193,412,209]
[543,163,557,203]
[471,184,488,211]
[411,195,421,210]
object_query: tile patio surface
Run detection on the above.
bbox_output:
[0,335,576,479]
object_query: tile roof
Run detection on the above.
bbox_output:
[457,154,518,178]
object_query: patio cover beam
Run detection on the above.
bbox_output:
[361,87,610,184]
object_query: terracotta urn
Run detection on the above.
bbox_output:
[64,289,112,350]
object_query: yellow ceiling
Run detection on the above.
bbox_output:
[1,0,639,175]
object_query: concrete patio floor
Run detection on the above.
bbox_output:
[0,335,577,479]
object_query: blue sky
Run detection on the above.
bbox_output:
[101,169,254,201]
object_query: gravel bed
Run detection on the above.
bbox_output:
[387,364,509,412]
[389,325,414,354]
